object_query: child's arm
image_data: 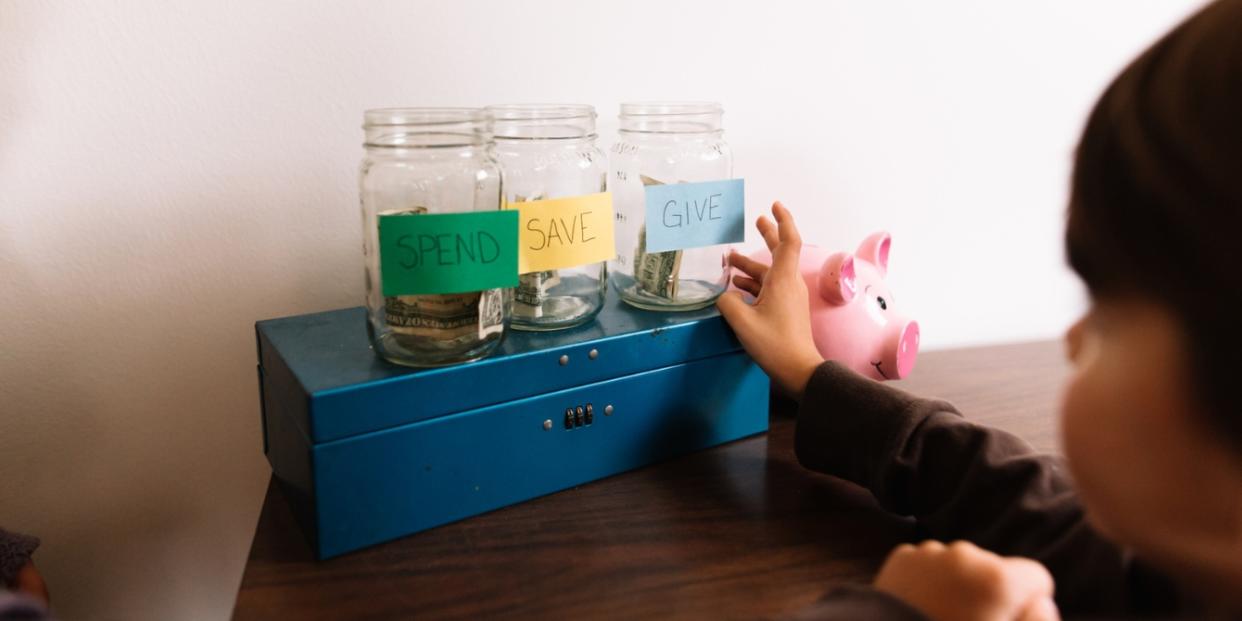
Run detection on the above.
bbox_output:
[793,358,1176,613]
[718,203,1181,616]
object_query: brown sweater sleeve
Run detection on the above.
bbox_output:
[794,361,1184,616]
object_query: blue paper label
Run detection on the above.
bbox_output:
[644,178,745,253]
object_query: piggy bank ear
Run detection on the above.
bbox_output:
[856,232,891,277]
[818,252,856,306]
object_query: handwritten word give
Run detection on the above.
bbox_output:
[662,194,722,229]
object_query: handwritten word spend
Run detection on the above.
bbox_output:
[395,231,502,268]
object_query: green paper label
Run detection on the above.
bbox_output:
[379,211,519,296]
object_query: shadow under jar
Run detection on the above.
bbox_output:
[609,102,735,311]
[360,108,508,368]
[488,104,608,331]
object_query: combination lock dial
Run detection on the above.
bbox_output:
[563,403,595,429]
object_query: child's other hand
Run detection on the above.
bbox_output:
[717,202,823,399]
[874,540,1059,621]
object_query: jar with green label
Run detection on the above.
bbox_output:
[608,102,742,312]
[360,108,513,367]
[487,104,611,331]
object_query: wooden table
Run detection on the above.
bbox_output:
[233,340,1068,620]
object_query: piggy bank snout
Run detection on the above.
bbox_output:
[881,319,920,379]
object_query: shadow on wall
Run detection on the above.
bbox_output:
[0,177,359,619]
[0,8,358,612]
[3,96,377,611]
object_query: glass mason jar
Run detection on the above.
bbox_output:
[609,102,734,311]
[360,108,508,367]
[488,104,608,331]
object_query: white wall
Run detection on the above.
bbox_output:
[0,1,1205,618]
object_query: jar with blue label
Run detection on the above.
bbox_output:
[487,104,611,331]
[608,102,741,311]
[360,108,514,367]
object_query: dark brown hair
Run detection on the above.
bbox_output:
[1067,0,1242,441]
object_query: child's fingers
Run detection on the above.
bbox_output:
[1002,557,1056,601]
[768,204,804,279]
[728,251,769,282]
[732,275,762,297]
[756,215,780,251]
[772,201,802,246]
[716,290,754,327]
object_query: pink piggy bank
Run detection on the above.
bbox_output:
[741,232,920,381]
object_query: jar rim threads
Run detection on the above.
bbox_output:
[618,102,723,134]
[487,104,598,141]
[364,107,488,127]
[363,107,492,148]
[619,102,722,117]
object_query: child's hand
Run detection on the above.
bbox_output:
[717,202,824,399]
[874,540,1059,621]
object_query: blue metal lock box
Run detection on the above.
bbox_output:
[256,297,770,559]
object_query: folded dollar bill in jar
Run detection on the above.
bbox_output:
[511,194,562,311]
[633,176,684,300]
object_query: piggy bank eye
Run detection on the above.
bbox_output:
[877,296,888,311]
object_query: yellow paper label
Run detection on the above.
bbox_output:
[505,192,616,274]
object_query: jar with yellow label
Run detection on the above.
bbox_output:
[360,108,512,367]
[488,104,611,331]
[608,102,741,312]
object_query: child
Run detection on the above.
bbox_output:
[718,1,1242,618]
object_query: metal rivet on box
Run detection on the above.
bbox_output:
[542,419,552,431]
[605,404,614,416]
[559,354,569,366]
[588,348,599,360]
